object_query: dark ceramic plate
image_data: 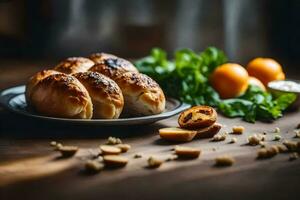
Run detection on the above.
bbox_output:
[0,85,190,125]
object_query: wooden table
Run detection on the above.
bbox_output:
[0,61,300,200]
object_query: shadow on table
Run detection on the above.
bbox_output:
[0,110,166,139]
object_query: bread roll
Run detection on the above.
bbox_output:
[54,57,94,74]
[89,53,118,64]
[89,57,138,80]
[114,72,165,116]
[25,69,59,104]
[73,71,124,119]
[31,73,93,119]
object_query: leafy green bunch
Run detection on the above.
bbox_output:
[135,47,296,122]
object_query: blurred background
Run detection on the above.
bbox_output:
[0,0,299,74]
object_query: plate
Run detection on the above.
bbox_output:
[0,85,190,125]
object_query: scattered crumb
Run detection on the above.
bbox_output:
[106,137,122,145]
[230,138,237,143]
[58,146,78,157]
[289,153,299,161]
[274,135,282,141]
[263,132,267,135]
[133,154,142,159]
[232,126,244,134]
[294,130,300,138]
[174,146,201,159]
[85,160,104,172]
[215,155,235,166]
[50,141,57,146]
[274,127,280,133]
[248,134,265,146]
[257,145,279,159]
[212,132,227,142]
[283,140,298,152]
[148,156,163,168]
[259,141,266,148]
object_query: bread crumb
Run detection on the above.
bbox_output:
[248,134,265,146]
[232,126,244,134]
[133,154,142,159]
[106,137,122,145]
[274,135,282,141]
[85,160,104,172]
[274,127,280,133]
[294,130,300,138]
[50,141,57,146]
[215,155,235,166]
[212,132,227,142]
[148,156,163,168]
[257,145,279,159]
[230,138,237,143]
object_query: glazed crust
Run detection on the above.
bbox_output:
[25,69,60,104]
[89,57,138,80]
[178,106,217,129]
[89,53,118,64]
[114,72,165,116]
[30,74,93,119]
[73,71,124,119]
[54,57,94,74]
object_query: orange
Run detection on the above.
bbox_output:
[248,76,266,91]
[247,58,285,86]
[211,63,249,99]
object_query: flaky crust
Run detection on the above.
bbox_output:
[54,57,94,74]
[89,53,118,64]
[89,57,138,80]
[30,74,93,119]
[73,71,124,119]
[25,69,60,104]
[114,72,165,116]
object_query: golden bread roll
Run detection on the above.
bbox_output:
[30,73,93,119]
[89,52,118,64]
[25,69,60,104]
[73,71,124,119]
[54,57,94,74]
[89,57,138,80]
[114,72,165,116]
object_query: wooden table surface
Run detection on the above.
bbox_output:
[0,61,300,200]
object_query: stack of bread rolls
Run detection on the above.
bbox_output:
[26,54,166,119]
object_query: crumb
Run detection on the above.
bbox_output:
[257,145,279,159]
[133,154,142,159]
[274,127,280,133]
[212,132,227,142]
[232,126,244,134]
[50,141,57,146]
[85,160,104,172]
[215,155,235,166]
[106,137,122,145]
[230,138,237,143]
[294,130,300,138]
[274,135,282,141]
[259,141,266,148]
[283,140,298,152]
[248,134,265,146]
[148,156,163,168]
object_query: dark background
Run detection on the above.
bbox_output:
[0,0,299,67]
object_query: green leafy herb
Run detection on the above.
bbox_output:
[135,47,296,122]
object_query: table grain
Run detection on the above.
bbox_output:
[0,61,300,200]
